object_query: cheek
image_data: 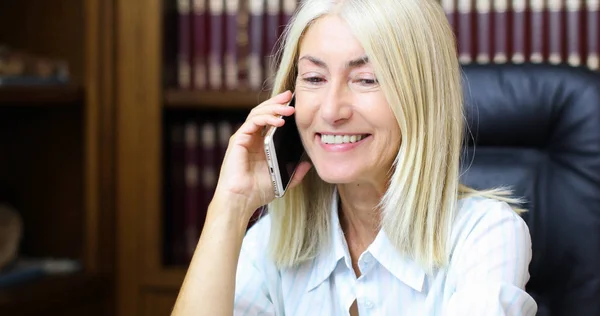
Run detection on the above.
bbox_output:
[293,97,317,131]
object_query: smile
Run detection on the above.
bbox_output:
[319,133,370,144]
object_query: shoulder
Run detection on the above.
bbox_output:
[453,196,529,235]
[449,196,532,257]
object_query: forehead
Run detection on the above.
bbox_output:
[298,15,367,63]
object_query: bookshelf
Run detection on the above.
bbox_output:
[0,0,115,315]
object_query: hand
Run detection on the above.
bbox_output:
[213,90,313,219]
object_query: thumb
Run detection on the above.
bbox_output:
[289,161,312,189]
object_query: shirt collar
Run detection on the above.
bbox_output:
[306,188,426,293]
[368,227,426,292]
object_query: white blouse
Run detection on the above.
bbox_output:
[233,192,538,315]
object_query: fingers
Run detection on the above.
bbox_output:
[239,113,286,135]
[231,90,294,140]
[250,90,293,113]
[249,103,295,119]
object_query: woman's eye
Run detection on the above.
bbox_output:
[303,77,325,84]
[355,78,379,87]
[360,79,378,85]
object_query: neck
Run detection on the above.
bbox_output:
[337,181,385,248]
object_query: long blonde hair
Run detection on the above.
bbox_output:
[265,0,524,274]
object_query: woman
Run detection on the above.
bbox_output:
[172,0,538,315]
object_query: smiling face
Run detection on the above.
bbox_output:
[294,14,401,186]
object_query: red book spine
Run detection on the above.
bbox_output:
[530,0,545,63]
[494,0,509,63]
[209,0,224,90]
[512,0,527,63]
[458,0,473,64]
[192,0,207,90]
[184,122,199,261]
[249,0,264,90]
[476,0,492,63]
[587,0,599,70]
[566,0,583,66]
[177,0,192,89]
[225,0,239,89]
[548,0,564,64]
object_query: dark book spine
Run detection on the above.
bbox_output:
[548,0,564,64]
[200,123,217,234]
[177,0,192,89]
[530,0,545,63]
[184,122,199,261]
[170,124,186,265]
[587,0,599,70]
[476,0,492,63]
[225,0,239,89]
[237,0,250,90]
[209,0,224,90]
[512,0,527,63]
[458,0,473,64]
[249,0,264,90]
[566,0,583,66]
[494,0,509,63]
[192,0,207,89]
[265,0,280,88]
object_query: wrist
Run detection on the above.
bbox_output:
[206,193,255,232]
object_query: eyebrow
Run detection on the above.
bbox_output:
[298,55,370,70]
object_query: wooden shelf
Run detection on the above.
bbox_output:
[164,89,271,109]
[0,272,110,315]
[0,85,84,106]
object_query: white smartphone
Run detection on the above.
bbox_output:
[263,94,306,198]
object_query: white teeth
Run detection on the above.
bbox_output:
[320,134,367,144]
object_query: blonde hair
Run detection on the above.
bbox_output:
[265,0,525,274]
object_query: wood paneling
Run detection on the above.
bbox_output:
[115,0,163,314]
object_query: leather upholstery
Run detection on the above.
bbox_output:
[459,63,600,316]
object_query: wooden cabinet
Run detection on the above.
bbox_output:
[0,0,115,315]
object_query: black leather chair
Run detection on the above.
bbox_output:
[459,63,600,316]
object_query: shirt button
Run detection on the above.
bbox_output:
[364,300,373,309]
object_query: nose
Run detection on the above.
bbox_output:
[320,85,352,125]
